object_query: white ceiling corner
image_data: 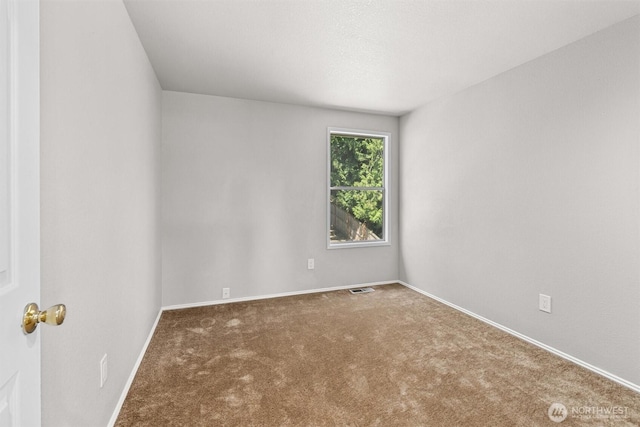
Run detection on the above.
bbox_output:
[123,0,640,116]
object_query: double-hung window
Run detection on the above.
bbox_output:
[328,128,389,248]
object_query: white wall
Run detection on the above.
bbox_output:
[162,91,398,306]
[40,1,162,425]
[37,2,638,423]
[400,16,640,385]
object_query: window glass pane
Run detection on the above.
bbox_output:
[330,189,383,242]
[330,135,384,187]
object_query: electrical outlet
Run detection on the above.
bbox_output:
[100,354,108,388]
[222,288,230,299]
[307,258,314,270]
[539,294,551,313]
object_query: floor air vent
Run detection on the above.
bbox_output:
[349,287,375,294]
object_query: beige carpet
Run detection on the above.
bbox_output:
[115,284,639,426]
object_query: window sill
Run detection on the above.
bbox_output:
[327,240,390,250]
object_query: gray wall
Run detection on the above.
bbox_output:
[40,1,162,425]
[37,3,639,423]
[399,16,640,385]
[162,91,399,306]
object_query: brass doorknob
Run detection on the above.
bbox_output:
[22,303,66,334]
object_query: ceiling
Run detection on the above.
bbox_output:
[124,0,640,116]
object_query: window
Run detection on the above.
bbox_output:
[328,128,389,248]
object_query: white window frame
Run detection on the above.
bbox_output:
[327,127,390,249]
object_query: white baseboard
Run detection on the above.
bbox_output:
[398,281,640,394]
[162,280,396,311]
[108,309,163,427]
[110,278,638,425]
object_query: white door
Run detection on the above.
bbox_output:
[0,0,41,426]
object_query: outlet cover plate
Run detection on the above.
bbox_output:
[100,354,108,388]
[539,294,551,313]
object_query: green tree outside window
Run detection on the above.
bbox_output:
[330,134,385,240]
